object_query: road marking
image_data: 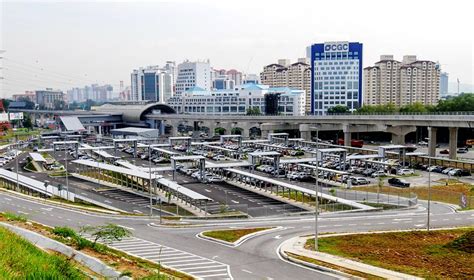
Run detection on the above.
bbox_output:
[133,210,143,214]
[3,198,11,201]
[117,224,135,231]
[274,235,282,239]
[415,224,425,227]
[17,211,29,215]
[205,189,211,193]
[393,218,412,221]
[231,200,239,204]
[183,180,189,183]
[80,192,88,196]
[242,269,253,274]
[104,200,112,204]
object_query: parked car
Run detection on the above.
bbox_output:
[397,169,415,176]
[457,147,469,153]
[388,177,410,188]
[351,177,370,185]
[439,149,449,155]
[371,170,387,178]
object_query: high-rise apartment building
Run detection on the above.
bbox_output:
[175,60,211,96]
[310,41,363,115]
[130,66,175,102]
[363,55,440,106]
[260,59,311,113]
[211,68,243,90]
[440,72,449,98]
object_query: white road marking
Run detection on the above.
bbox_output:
[133,210,143,214]
[393,218,412,221]
[17,211,29,215]
[183,180,189,183]
[117,224,135,231]
[3,198,11,201]
[231,200,239,204]
[415,224,425,227]
[205,189,211,193]
[104,200,112,204]
[242,269,253,274]
[274,235,282,239]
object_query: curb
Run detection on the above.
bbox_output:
[197,226,283,247]
[278,244,357,280]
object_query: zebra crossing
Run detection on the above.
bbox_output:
[96,236,232,279]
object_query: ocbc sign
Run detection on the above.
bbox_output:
[324,43,349,52]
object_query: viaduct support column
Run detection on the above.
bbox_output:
[449,127,458,159]
[342,125,351,147]
[428,127,437,157]
[299,124,312,141]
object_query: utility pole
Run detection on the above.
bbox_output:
[149,146,153,217]
[427,155,432,231]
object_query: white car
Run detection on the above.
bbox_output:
[371,170,387,178]
[397,169,415,176]
[213,155,226,161]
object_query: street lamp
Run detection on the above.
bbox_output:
[427,155,432,231]
[64,148,69,201]
[15,143,19,192]
[314,128,320,251]
[176,186,181,215]
[148,146,153,217]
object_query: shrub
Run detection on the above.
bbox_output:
[2,212,27,222]
[53,227,77,239]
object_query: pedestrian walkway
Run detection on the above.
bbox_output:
[98,236,232,279]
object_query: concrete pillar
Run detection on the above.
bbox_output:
[98,125,102,135]
[449,127,458,159]
[343,131,351,147]
[428,127,437,157]
[392,134,405,145]
[170,125,178,137]
[241,128,250,138]
[262,130,272,139]
[300,131,311,141]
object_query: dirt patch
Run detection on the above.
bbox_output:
[307,228,474,279]
[203,227,272,243]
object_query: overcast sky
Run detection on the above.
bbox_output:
[1,0,473,97]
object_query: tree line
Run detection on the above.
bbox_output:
[327,93,474,114]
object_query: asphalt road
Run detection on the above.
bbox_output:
[1,190,473,280]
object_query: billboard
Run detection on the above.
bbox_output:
[9,112,24,120]
[0,113,8,122]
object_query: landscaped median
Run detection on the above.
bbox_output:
[199,227,279,247]
[280,228,473,280]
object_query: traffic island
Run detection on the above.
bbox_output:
[280,228,474,279]
[199,227,279,247]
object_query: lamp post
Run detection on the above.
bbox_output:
[314,128,319,251]
[15,143,19,192]
[64,149,69,201]
[427,155,432,231]
[148,146,153,217]
[176,186,181,215]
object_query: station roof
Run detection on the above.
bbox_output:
[72,159,161,180]
[111,127,159,138]
[29,152,46,162]
[59,116,86,131]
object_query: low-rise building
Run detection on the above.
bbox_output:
[167,84,305,116]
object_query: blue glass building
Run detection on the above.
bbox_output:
[310,41,363,114]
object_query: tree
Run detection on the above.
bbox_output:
[327,105,350,114]
[357,103,397,113]
[214,127,226,135]
[22,114,33,130]
[435,93,474,112]
[231,127,243,135]
[53,100,66,110]
[80,224,132,246]
[17,97,35,109]
[246,107,261,115]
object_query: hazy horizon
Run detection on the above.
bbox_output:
[0,0,472,98]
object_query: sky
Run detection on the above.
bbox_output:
[0,0,473,98]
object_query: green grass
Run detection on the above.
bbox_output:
[0,226,87,279]
[203,227,271,243]
[306,228,474,279]
[2,212,28,222]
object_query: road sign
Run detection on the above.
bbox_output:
[9,112,24,120]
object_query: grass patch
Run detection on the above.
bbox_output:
[306,228,474,279]
[2,212,28,222]
[355,181,474,208]
[285,252,384,280]
[203,227,272,243]
[0,213,190,279]
[0,226,87,279]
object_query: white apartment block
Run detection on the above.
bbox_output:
[364,55,441,106]
[175,60,211,96]
[260,59,311,113]
[167,84,305,116]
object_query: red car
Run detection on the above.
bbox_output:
[440,149,449,154]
